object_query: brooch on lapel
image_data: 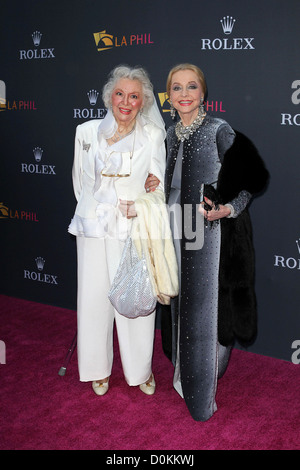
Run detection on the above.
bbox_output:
[83,140,91,152]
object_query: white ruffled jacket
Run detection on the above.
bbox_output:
[68,110,166,240]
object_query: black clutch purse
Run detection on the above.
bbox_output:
[200,183,222,227]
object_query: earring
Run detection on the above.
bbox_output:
[199,97,205,115]
[170,101,176,119]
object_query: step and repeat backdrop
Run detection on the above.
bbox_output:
[1,0,299,362]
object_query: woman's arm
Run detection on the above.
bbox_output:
[199,190,252,222]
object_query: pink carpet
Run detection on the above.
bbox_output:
[1,294,300,451]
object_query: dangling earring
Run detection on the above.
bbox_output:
[199,97,205,116]
[170,101,176,120]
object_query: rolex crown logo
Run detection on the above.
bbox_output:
[32,31,42,46]
[87,89,99,106]
[220,16,236,35]
[33,147,43,162]
[296,239,300,255]
[35,257,45,271]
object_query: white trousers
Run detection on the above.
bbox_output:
[76,236,156,385]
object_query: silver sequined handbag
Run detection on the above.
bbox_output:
[108,236,157,318]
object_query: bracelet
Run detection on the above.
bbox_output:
[224,203,235,218]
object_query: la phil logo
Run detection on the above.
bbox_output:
[0,80,6,111]
[274,238,300,270]
[158,92,226,114]
[201,16,255,50]
[0,80,37,111]
[19,31,55,60]
[93,29,154,52]
[24,257,58,285]
[0,202,39,222]
[6,100,37,111]
[73,89,107,119]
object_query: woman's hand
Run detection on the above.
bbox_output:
[145,173,160,193]
[119,199,137,219]
[198,197,231,222]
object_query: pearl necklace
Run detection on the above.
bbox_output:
[175,108,206,142]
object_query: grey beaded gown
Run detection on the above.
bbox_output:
[165,115,251,421]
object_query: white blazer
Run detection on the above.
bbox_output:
[68,115,166,239]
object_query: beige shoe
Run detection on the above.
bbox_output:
[92,379,109,396]
[139,374,156,395]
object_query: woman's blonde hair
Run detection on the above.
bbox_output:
[166,63,207,98]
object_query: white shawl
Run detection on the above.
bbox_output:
[131,190,179,305]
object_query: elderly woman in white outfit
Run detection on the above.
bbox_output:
[68,66,166,396]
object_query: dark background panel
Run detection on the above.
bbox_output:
[1,0,300,362]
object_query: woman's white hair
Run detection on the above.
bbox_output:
[102,65,154,111]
